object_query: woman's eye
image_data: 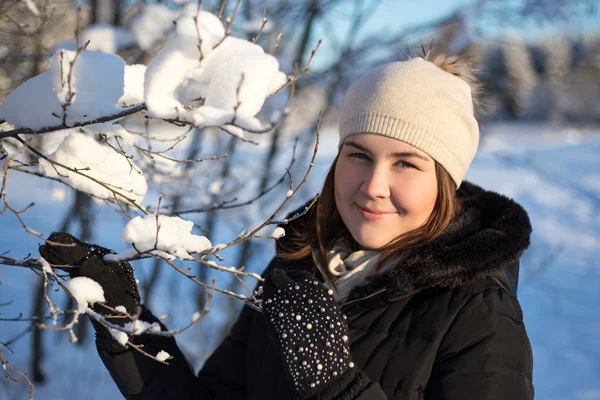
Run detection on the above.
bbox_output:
[349,152,370,161]
[395,160,416,169]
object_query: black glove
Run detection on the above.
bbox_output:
[39,232,142,352]
[263,269,355,399]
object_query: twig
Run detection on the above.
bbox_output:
[218,0,228,19]
[270,33,284,54]
[213,0,242,49]
[231,73,245,126]
[252,9,268,44]
[0,348,35,400]
[169,137,300,215]
[154,195,163,250]
[273,39,322,96]
[194,0,205,62]
[198,114,321,259]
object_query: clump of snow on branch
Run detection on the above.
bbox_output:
[125,319,161,335]
[39,257,53,274]
[67,277,106,312]
[114,305,127,314]
[105,316,162,345]
[39,132,148,204]
[144,12,287,132]
[0,50,130,129]
[192,312,202,322]
[185,37,288,130]
[108,328,129,345]
[272,227,285,239]
[156,350,171,362]
[48,50,126,126]
[0,72,63,130]
[144,11,225,119]
[110,215,212,261]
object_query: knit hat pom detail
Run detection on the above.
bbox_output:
[418,47,482,107]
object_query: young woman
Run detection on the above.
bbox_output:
[40,52,534,400]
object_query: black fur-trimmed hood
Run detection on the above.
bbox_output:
[278,181,532,299]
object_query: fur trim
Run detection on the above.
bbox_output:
[418,46,483,106]
[367,181,532,296]
[279,182,532,298]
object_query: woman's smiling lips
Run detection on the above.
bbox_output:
[355,204,395,221]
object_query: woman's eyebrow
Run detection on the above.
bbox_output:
[390,151,430,162]
[344,140,430,162]
[343,140,371,153]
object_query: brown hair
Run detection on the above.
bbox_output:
[278,155,461,280]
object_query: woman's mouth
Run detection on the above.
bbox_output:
[356,204,393,221]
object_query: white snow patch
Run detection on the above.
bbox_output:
[51,187,67,202]
[272,227,285,239]
[182,37,287,129]
[155,350,171,361]
[38,131,148,204]
[143,11,286,133]
[48,50,126,126]
[82,24,137,54]
[0,72,63,130]
[192,311,202,322]
[108,328,129,345]
[125,319,161,335]
[144,11,224,119]
[119,64,146,106]
[119,215,212,260]
[67,276,106,312]
[130,4,179,50]
[114,305,127,314]
[39,257,53,274]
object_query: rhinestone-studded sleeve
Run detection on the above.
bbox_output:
[263,271,354,397]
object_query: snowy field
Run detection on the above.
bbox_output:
[0,122,599,399]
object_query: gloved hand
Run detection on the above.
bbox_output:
[39,232,142,352]
[262,268,355,400]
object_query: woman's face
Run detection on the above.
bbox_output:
[334,133,438,250]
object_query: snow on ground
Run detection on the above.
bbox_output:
[0,122,598,399]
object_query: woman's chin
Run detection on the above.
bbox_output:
[351,234,390,251]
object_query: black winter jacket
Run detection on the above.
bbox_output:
[98,182,535,399]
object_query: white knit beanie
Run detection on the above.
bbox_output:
[339,57,479,188]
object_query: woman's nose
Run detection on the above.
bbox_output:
[360,165,390,199]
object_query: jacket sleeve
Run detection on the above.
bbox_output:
[425,287,534,400]
[97,302,253,400]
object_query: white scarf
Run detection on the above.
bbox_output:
[312,239,390,303]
